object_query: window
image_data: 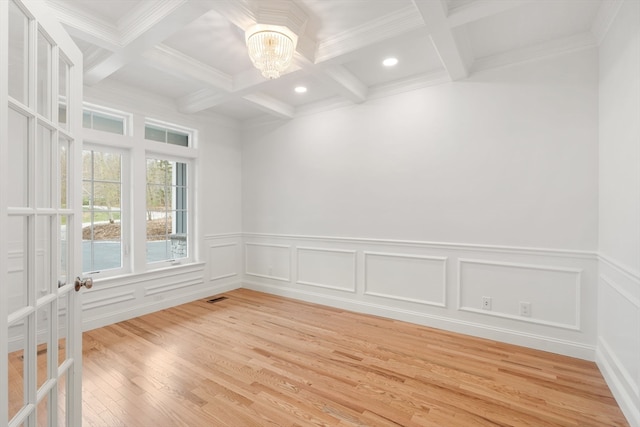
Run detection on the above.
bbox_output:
[82,148,124,274]
[83,105,128,135]
[146,158,188,263]
[145,122,191,147]
[79,104,196,274]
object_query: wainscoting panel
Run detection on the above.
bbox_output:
[241,233,598,360]
[458,259,581,330]
[364,252,446,306]
[296,247,356,292]
[245,242,291,282]
[82,261,240,332]
[208,242,239,281]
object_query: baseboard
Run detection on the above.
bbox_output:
[242,281,596,360]
[82,281,242,332]
[596,338,640,427]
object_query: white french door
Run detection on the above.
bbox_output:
[1,1,84,426]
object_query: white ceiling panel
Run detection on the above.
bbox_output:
[342,29,444,87]
[109,62,204,100]
[163,10,251,76]
[260,74,338,107]
[466,0,602,59]
[44,0,605,122]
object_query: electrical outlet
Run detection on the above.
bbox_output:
[482,296,492,310]
[520,301,531,317]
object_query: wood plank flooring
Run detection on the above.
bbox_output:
[77,289,627,425]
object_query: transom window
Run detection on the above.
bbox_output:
[145,121,191,147]
[83,105,129,135]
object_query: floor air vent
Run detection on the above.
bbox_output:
[206,296,228,304]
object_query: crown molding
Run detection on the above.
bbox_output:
[591,0,624,45]
[118,0,191,46]
[315,5,425,64]
[46,0,120,50]
[471,32,597,74]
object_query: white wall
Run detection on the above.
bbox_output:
[243,49,599,250]
[240,49,601,359]
[596,1,640,425]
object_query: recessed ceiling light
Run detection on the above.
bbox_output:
[383,57,398,67]
[294,86,307,93]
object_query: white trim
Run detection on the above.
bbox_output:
[82,291,135,311]
[363,251,447,307]
[596,337,640,426]
[599,252,640,282]
[204,232,243,240]
[600,274,640,308]
[145,278,204,296]
[242,232,597,259]
[91,262,205,290]
[457,258,582,331]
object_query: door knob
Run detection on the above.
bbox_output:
[74,276,93,292]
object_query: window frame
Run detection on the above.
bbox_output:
[144,153,193,267]
[81,142,131,279]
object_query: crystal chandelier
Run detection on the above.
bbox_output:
[245,25,298,79]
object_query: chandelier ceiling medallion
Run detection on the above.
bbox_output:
[245,1,308,80]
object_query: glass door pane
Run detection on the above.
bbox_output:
[8,0,29,104]
[7,216,28,316]
[8,320,26,421]
[58,58,69,129]
[37,29,52,119]
[7,108,29,208]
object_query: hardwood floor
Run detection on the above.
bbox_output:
[54,289,634,425]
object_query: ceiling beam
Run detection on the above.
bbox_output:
[84,1,208,85]
[242,93,295,119]
[447,0,533,28]
[315,65,368,104]
[413,0,468,81]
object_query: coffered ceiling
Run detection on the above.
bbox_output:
[44,0,618,124]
